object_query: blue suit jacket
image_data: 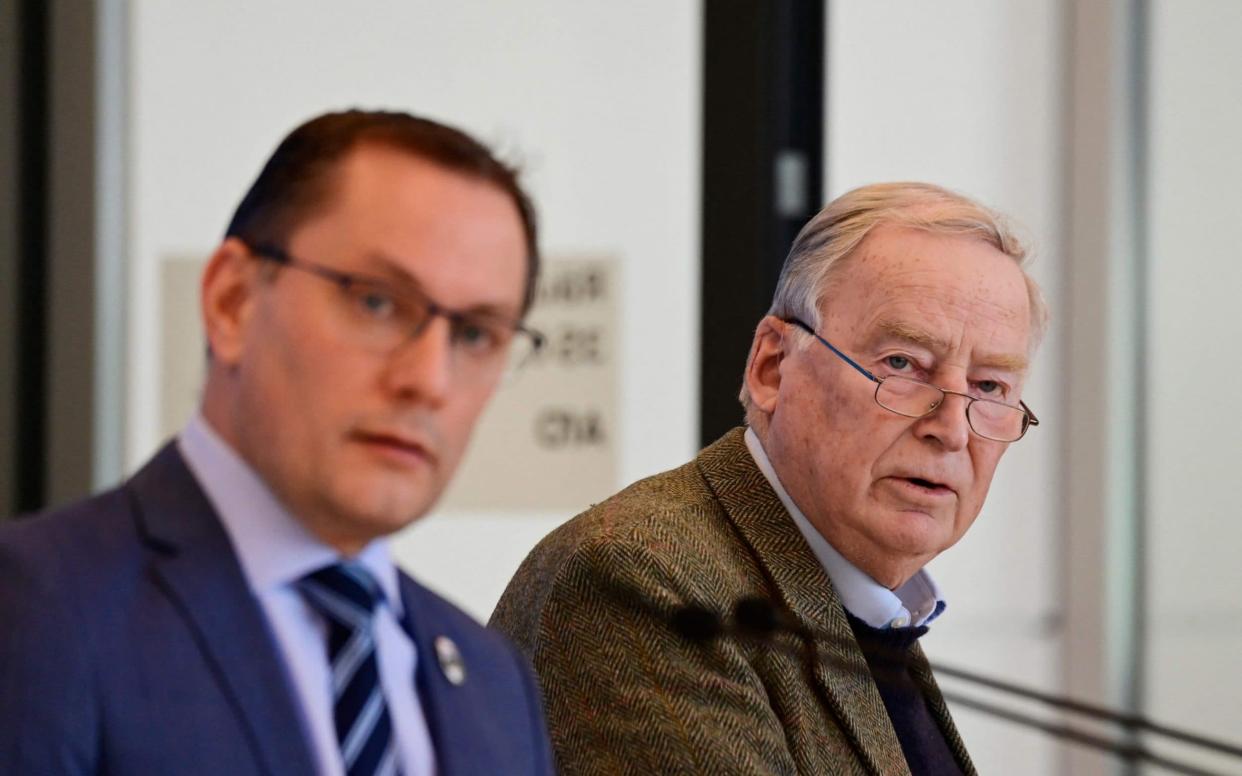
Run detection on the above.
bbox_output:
[0,444,554,775]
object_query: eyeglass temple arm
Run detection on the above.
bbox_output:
[246,242,366,292]
[784,318,880,382]
[246,241,290,264]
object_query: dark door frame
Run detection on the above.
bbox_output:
[699,0,825,446]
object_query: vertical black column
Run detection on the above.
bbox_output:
[699,0,824,446]
[0,1,20,517]
[13,0,50,514]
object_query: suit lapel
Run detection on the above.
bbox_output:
[398,574,496,776]
[696,429,911,775]
[128,444,317,776]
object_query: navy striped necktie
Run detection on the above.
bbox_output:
[299,563,400,776]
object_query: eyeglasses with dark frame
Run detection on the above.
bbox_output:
[245,242,545,376]
[785,318,1039,443]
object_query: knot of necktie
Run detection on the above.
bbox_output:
[299,562,384,630]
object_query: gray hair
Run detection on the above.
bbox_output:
[740,181,1050,423]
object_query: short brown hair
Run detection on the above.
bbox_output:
[225,109,540,311]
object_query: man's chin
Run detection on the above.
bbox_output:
[877,508,954,557]
[327,481,442,541]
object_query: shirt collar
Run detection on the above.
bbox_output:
[177,413,402,616]
[743,427,945,629]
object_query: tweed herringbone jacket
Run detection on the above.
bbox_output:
[491,428,975,775]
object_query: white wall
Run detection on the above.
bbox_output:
[126,1,702,617]
[1145,0,1242,766]
[828,2,1066,772]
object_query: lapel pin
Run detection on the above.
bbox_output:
[435,635,467,686]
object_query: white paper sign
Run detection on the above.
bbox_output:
[438,257,618,512]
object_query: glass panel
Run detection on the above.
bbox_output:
[1143,1,1242,771]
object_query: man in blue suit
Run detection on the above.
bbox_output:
[0,110,554,775]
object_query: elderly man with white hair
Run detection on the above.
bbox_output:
[493,182,1048,776]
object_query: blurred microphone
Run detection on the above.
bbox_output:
[671,597,1241,776]
[674,597,817,644]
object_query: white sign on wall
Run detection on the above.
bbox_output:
[438,257,618,512]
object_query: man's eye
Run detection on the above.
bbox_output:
[976,379,1001,395]
[454,320,503,353]
[884,355,912,371]
[355,289,397,318]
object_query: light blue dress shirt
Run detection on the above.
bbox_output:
[744,428,946,629]
[179,414,435,776]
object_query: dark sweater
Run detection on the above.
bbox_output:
[846,613,964,776]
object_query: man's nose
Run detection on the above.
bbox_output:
[381,315,454,406]
[913,390,971,451]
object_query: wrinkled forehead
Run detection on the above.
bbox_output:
[823,228,1034,357]
[844,226,1040,348]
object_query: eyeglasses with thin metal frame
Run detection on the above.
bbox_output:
[245,242,545,373]
[784,318,1039,442]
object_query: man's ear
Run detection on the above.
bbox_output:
[744,316,789,416]
[201,237,261,366]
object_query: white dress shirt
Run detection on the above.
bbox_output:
[179,414,435,776]
[744,428,946,629]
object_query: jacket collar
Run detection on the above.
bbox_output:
[695,428,971,774]
[742,428,946,630]
[397,575,522,776]
[128,443,318,776]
